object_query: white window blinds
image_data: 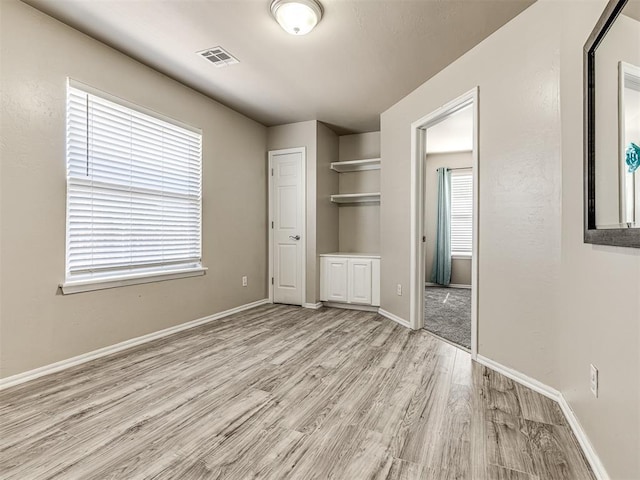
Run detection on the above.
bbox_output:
[450,170,473,256]
[65,83,202,282]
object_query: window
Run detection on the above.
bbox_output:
[450,169,473,256]
[63,81,203,293]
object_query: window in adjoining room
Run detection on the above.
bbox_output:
[450,169,472,257]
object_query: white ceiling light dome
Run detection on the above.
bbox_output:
[270,0,323,36]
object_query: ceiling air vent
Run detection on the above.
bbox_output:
[197,47,239,68]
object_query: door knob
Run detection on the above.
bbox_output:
[289,235,301,240]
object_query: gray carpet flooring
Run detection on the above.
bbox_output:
[424,286,471,349]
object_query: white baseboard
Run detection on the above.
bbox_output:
[322,302,378,312]
[0,298,270,390]
[378,308,412,329]
[475,355,609,480]
[476,355,559,400]
[303,302,323,309]
[425,282,471,289]
[557,395,610,480]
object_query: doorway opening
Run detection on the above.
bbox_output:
[409,88,478,357]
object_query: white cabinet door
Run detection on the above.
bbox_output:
[322,257,348,303]
[348,259,372,305]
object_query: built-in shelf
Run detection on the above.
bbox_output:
[330,158,380,173]
[330,193,380,205]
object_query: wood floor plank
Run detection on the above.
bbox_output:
[0,304,595,480]
[523,420,596,480]
[485,409,537,475]
[375,458,426,480]
[392,341,455,466]
[452,347,473,386]
[426,382,472,478]
[515,383,566,426]
[337,429,391,479]
[487,464,541,480]
[470,362,489,480]
[482,366,522,418]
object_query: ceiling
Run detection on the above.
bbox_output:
[623,1,640,22]
[23,0,534,134]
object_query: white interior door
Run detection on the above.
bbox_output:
[270,149,305,306]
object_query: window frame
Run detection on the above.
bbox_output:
[450,168,473,258]
[61,80,206,294]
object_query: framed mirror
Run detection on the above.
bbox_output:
[585,0,640,247]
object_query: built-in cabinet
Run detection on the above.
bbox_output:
[319,133,380,311]
[320,253,380,307]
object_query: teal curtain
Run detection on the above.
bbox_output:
[430,167,451,286]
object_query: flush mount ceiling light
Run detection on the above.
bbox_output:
[270,0,323,36]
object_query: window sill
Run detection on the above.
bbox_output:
[60,267,207,295]
[451,254,472,260]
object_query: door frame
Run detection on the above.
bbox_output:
[409,87,479,359]
[268,147,307,306]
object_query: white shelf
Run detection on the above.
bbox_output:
[330,158,380,173]
[330,193,380,205]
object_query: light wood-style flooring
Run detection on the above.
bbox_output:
[0,304,594,479]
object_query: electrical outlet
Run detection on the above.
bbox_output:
[590,364,598,397]
[396,284,402,296]
[242,276,248,287]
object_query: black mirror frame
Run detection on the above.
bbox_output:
[584,0,640,247]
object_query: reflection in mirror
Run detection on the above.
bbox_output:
[594,1,640,229]
[620,62,640,226]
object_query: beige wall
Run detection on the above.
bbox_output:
[558,3,640,478]
[315,122,340,298]
[450,259,471,287]
[381,0,563,378]
[266,121,317,304]
[339,132,381,161]
[380,0,639,477]
[267,120,339,304]
[0,0,268,378]
[338,132,381,253]
[424,152,473,286]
